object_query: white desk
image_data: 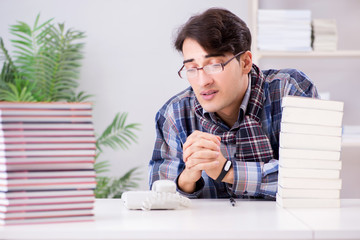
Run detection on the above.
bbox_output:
[0,199,359,240]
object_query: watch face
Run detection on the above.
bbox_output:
[224,161,232,171]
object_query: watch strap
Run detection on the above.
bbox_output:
[215,160,232,183]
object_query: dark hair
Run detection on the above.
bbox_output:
[174,8,251,56]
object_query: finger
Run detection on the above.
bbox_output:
[185,151,220,168]
[183,131,221,150]
[188,160,220,171]
[183,140,220,162]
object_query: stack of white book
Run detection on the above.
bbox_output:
[277,96,344,208]
[0,102,96,225]
[312,19,338,51]
[257,9,312,51]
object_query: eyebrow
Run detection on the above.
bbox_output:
[182,53,226,64]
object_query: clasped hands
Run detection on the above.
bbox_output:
[178,130,232,193]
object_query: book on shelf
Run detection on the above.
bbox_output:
[277,185,340,199]
[279,157,342,170]
[0,170,96,179]
[0,189,94,199]
[257,9,312,51]
[312,19,338,51]
[276,193,340,208]
[279,132,342,151]
[281,96,344,111]
[280,122,342,137]
[278,176,342,190]
[279,166,340,179]
[279,148,341,161]
[0,215,94,225]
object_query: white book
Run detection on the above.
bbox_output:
[0,189,94,199]
[0,182,96,191]
[0,202,94,212]
[0,109,92,116]
[0,122,94,130]
[0,136,96,144]
[0,143,96,150]
[0,156,95,163]
[279,166,340,179]
[278,177,342,189]
[276,194,340,208]
[0,209,94,220]
[280,122,342,136]
[0,170,96,179]
[279,148,341,161]
[0,115,93,123]
[279,132,342,151]
[0,149,96,157]
[281,96,344,111]
[0,130,95,137]
[281,107,343,127]
[0,162,94,171]
[0,215,94,225]
[277,185,340,199]
[0,102,92,110]
[0,178,96,192]
[279,157,342,170]
[0,196,95,206]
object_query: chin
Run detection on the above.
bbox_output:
[201,103,220,113]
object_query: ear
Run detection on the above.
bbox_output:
[241,51,253,74]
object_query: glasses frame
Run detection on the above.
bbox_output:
[177,50,246,79]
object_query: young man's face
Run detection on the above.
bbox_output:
[182,38,249,122]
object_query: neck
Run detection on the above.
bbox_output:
[217,76,249,128]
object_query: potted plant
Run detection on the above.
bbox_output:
[0,14,141,198]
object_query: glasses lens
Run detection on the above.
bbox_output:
[185,68,198,79]
[204,64,223,75]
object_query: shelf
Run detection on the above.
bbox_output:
[256,50,360,58]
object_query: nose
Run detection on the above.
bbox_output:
[197,69,214,87]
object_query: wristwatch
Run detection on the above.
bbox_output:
[215,160,232,183]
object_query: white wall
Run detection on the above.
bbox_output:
[1,0,359,196]
[0,0,249,191]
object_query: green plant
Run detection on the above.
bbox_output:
[0,14,141,198]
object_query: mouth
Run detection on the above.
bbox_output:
[200,90,218,100]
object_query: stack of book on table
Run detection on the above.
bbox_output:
[257,9,312,51]
[0,102,96,225]
[312,19,338,51]
[277,96,344,208]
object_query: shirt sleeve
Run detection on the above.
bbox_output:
[229,159,279,199]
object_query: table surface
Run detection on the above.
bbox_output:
[0,199,359,240]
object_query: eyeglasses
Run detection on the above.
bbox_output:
[178,50,246,79]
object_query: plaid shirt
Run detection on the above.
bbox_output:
[149,64,319,199]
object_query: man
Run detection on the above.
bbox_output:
[149,8,319,199]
